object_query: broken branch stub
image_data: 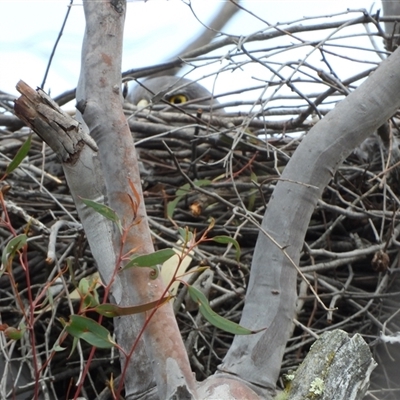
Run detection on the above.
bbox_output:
[14,80,97,162]
[283,329,376,400]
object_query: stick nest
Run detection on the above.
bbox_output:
[2,9,400,394]
[1,91,399,399]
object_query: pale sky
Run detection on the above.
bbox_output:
[0,0,380,102]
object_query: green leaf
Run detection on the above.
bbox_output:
[248,171,258,211]
[94,304,125,317]
[1,234,27,275]
[250,171,258,184]
[53,345,67,352]
[5,326,25,341]
[78,277,100,306]
[175,183,191,197]
[212,235,241,262]
[123,249,176,279]
[177,227,193,244]
[80,198,121,232]
[83,293,100,308]
[6,135,32,174]
[69,336,79,358]
[167,180,211,218]
[195,179,212,187]
[65,315,115,349]
[94,296,172,317]
[187,286,254,335]
[74,278,100,308]
[78,277,90,296]
[53,330,67,352]
[167,183,190,218]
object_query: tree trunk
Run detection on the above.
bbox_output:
[14,2,400,399]
[218,42,400,399]
[382,0,400,51]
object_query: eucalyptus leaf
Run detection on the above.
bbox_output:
[6,135,31,174]
[212,235,241,262]
[1,234,27,275]
[187,286,254,335]
[123,248,176,279]
[65,315,115,349]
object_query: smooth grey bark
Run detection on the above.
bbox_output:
[368,3,400,395]
[13,77,163,399]
[218,44,400,397]
[73,3,160,397]
[14,80,103,400]
[382,0,400,49]
[14,2,198,398]
[75,1,196,399]
[14,4,400,400]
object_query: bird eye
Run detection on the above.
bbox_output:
[168,94,188,104]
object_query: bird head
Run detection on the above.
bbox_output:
[128,76,219,111]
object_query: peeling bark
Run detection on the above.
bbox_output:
[284,330,376,400]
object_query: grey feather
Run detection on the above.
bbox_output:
[128,76,218,107]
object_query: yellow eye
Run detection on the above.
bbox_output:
[168,94,188,104]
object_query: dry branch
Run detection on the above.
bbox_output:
[3,6,400,400]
